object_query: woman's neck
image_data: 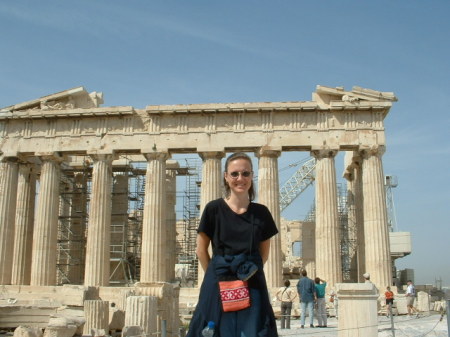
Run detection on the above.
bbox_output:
[225,194,250,214]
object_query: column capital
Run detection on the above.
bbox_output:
[255,146,281,158]
[35,152,64,163]
[166,159,180,170]
[343,151,362,181]
[311,148,338,159]
[142,151,170,162]
[359,145,386,159]
[0,149,18,159]
[199,151,225,161]
[0,155,19,163]
[88,152,114,162]
[17,154,38,165]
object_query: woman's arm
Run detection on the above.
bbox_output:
[196,232,211,272]
[259,238,271,264]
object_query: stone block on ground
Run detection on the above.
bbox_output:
[43,325,77,337]
[395,296,409,315]
[109,308,125,331]
[121,326,143,337]
[90,328,106,337]
[417,291,430,312]
[13,326,43,337]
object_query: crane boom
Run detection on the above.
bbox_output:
[279,157,316,212]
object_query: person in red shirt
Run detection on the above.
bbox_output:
[385,286,394,317]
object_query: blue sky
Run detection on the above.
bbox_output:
[1,1,449,286]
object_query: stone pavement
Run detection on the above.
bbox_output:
[277,317,339,336]
[276,313,448,336]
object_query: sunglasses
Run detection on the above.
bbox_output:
[228,171,253,179]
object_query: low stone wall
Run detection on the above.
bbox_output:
[0,285,90,329]
[0,285,90,307]
[0,283,180,337]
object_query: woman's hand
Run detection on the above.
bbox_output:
[196,232,211,272]
[259,239,271,264]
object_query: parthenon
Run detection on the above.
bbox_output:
[0,85,397,334]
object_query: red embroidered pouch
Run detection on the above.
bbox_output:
[218,280,251,312]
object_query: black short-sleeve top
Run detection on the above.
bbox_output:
[197,198,278,256]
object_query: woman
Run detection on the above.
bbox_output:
[385,286,394,317]
[187,152,279,337]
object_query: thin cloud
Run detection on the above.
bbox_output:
[143,13,286,60]
[0,3,133,40]
[387,122,445,148]
[0,2,285,61]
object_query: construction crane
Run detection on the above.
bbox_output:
[385,175,399,232]
[279,157,316,212]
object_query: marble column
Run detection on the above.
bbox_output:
[165,160,179,282]
[353,155,365,282]
[30,154,61,286]
[12,163,36,285]
[199,151,225,211]
[343,152,365,282]
[360,146,392,289]
[256,148,282,288]
[197,151,225,286]
[0,157,19,285]
[83,300,110,335]
[140,152,169,283]
[84,154,113,287]
[124,296,158,337]
[312,149,342,287]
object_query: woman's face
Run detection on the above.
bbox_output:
[224,158,253,196]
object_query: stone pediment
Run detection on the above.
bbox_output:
[0,86,103,113]
[314,85,398,105]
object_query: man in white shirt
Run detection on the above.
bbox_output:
[406,280,418,315]
[276,279,298,329]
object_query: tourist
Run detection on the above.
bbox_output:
[406,280,418,316]
[296,270,316,328]
[385,286,394,317]
[314,277,327,327]
[186,152,279,337]
[363,272,371,283]
[329,290,338,319]
[276,279,297,329]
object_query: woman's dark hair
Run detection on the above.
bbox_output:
[223,152,255,201]
[315,277,320,284]
[284,279,290,287]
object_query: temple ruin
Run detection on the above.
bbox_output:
[0,85,399,335]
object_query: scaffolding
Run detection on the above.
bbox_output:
[176,158,202,286]
[55,155,203,287]
[336,183,356,282]
[108,161,145,286]
[57,158,91,285]
[123,162,146,284]
[301,184,356,281]
[56,157,146,286]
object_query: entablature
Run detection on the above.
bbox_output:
[0,106,134,120]
[0,85,396,157]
